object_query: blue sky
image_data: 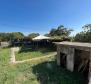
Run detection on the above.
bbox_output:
[0,0,91,36]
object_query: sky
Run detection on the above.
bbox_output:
[0,0,91,36]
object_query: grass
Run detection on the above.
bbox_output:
[0,48,87,84]
[15,47,55,61]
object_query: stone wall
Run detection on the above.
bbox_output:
[57,45,74,72]
[0,42,10,48]
[57,44,91,84]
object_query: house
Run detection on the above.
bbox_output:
[56,42,91,84]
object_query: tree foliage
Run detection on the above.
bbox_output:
[74,24,91,42]
[45,25,73,38]
[0,25,73,41]
[82,24,91,32]
[0,32,24,41]
[28,33,39,39]
[9,32,24,40]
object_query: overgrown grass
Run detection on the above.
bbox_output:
[0,48,87,84]
[15,47,55,61]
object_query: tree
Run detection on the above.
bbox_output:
[0,33,10,41]
[82,24,91,32]
[74,24,91,42]
[49,28,57,36]
[28,33,40,39]
[46,25,73,37]
[0,32,24,41]
[10,32,24,40]
[56,25,73,36]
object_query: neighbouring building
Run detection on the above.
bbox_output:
[56,42,91,84]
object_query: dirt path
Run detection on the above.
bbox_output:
[15,52,57,64]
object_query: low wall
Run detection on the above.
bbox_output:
[0,42,10,48]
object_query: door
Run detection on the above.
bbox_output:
[60,52,67,68]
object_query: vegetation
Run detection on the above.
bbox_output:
[0,25,73,42]
[28,33,40,39]
[0,48,86,84]
[0,32,24,41]
[2,24,91,43]
[15,47,55,61]
[45,25,73,39]
[74,24,91,42]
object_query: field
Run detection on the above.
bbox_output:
[15,47,55,61]
[0,48,86,84]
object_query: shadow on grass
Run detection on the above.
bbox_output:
[32,61,87,84]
